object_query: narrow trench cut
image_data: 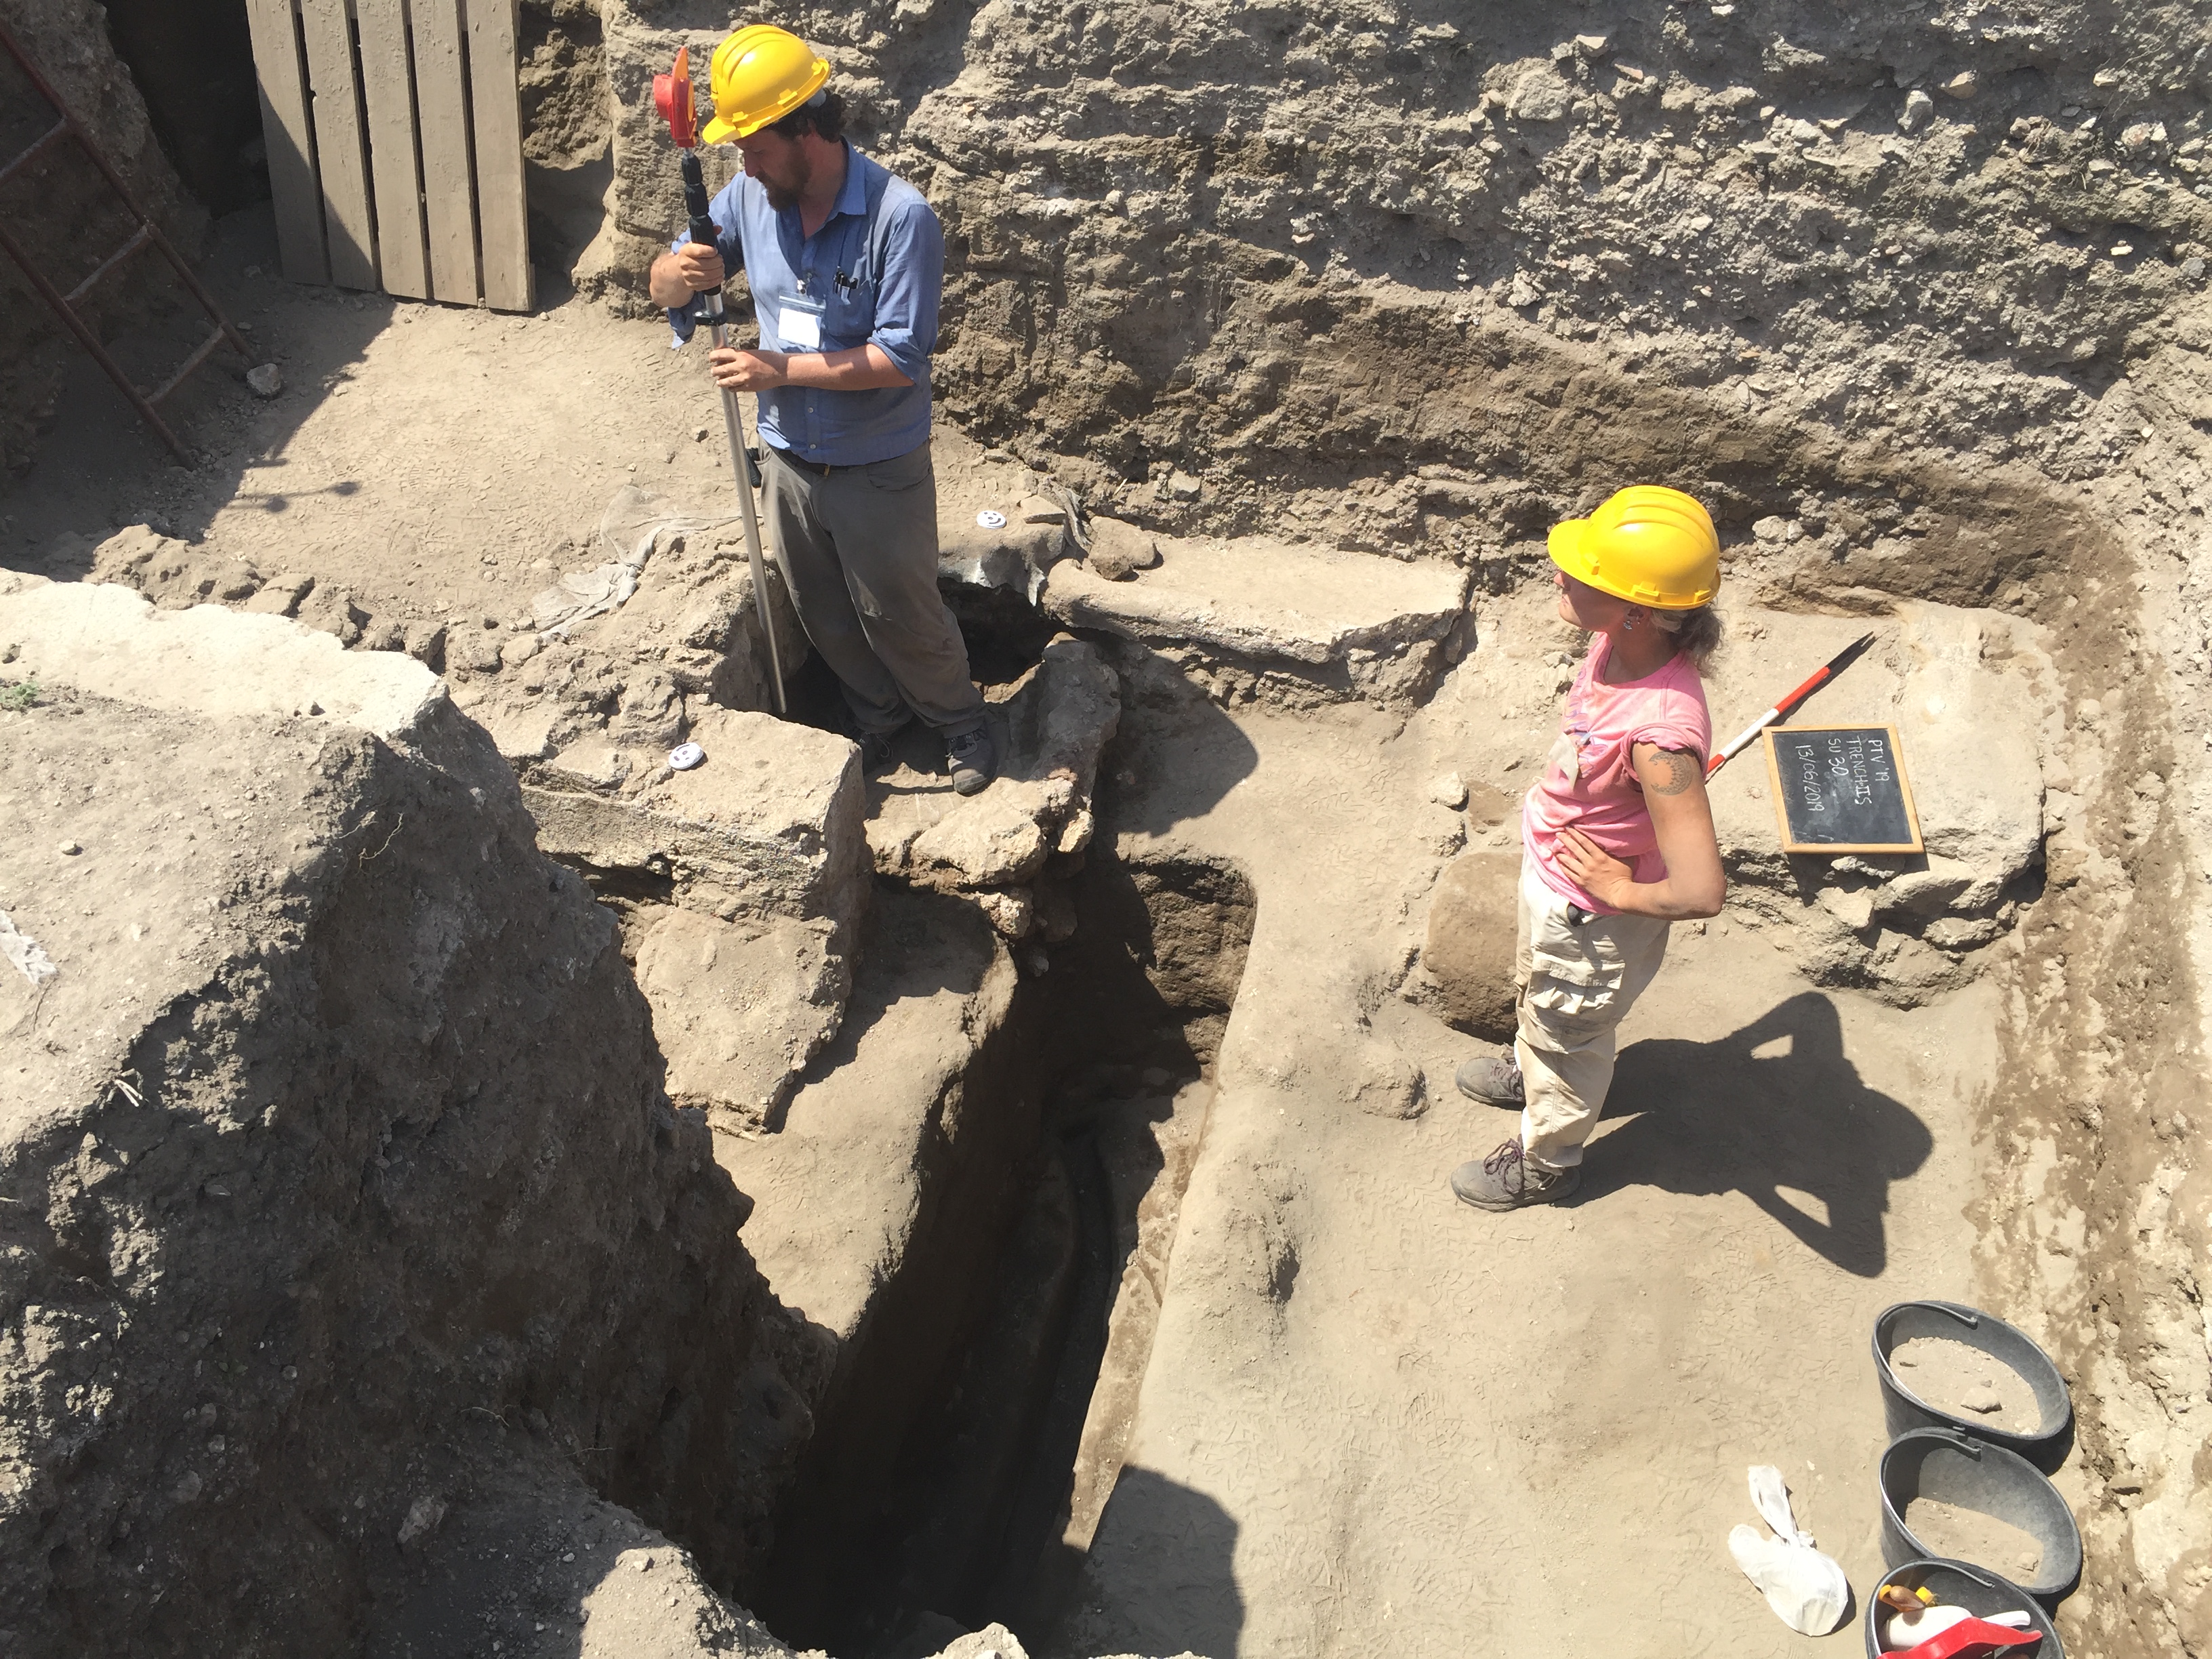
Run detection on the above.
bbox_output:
[641,594,1268,1657]
[756,853,1257,1657]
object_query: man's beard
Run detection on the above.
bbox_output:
[756,156,810,212]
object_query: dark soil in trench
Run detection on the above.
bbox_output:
[751,849,1256,1659]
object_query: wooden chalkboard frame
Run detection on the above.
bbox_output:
[1761,724,1925,855]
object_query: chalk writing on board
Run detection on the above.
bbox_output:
[1793,739,1823,814]
[1806,731,1896,809]
[1761,724,1923,854]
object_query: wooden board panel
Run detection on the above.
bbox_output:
[409,0,479,304]
[466,0,533,312]
[353,0,428,300]
[241,0,327,285]
[297,0,377,289]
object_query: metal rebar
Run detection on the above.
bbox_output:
[0,19,252,361]
[147,324,232,407]
[0,118,66,190]
[61,224,151,306]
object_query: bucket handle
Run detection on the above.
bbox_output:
[1923,1427,1988,1459]
[1877,1300,1984,1372]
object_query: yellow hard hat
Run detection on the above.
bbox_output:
[1547,486,1720,608]
[699,24,831,144]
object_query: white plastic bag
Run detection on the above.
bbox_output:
[0,911,56,986]
[533,485,737,640]
[1728,1464,1850,1636]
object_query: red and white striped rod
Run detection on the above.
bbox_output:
[1706,632,1877,778]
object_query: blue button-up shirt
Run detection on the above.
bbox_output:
[668,144,943,466]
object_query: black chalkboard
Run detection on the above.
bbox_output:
[1761,725,1924,855]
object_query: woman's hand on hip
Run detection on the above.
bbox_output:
[1600,743,1727,919]
[1555,827,1636,909]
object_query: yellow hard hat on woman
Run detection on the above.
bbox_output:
[699,24,831,144]
[1547,486,1720,609]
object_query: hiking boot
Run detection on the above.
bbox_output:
[947,721,996,796]
[1455,1050,1523,1107]
[1450,1137,1581,1212]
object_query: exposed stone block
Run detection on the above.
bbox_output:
[1420,849,1520,1042]
[525,706,867,941]
[1042,530,1470,703]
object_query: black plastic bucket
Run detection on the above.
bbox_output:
[1862,1558,2064,1658]
[1879,1429,2082,1605]
[1872,1300,2073,1471]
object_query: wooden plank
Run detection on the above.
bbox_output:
[409,0,479,304]
[466,0,533,312]
[297,0,377,289]
[241,0,328,284]
[354,0,428,300]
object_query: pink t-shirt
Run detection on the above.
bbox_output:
[1521,636,1713,915]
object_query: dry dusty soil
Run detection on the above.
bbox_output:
[3,3,2212,1659]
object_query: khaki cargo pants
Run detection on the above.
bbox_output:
[1513,857,1673,1169]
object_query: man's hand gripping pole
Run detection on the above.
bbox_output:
[654,47,786,714]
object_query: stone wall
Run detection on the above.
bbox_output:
[587,1,2212,549]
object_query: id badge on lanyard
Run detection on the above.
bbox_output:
[779,288,827,351]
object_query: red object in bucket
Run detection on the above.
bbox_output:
[653,44,697,148]
[1891,1618,2042,1659]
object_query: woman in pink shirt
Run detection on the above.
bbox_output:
[1451,487,1729,1212]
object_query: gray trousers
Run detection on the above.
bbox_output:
[760,440,983,735]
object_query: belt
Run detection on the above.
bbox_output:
[769,445,836,478]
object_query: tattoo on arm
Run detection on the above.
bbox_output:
[1641,747,1700,796]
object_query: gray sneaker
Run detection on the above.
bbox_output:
[947,721,996,796]
[1450,1137,1581,1212]
[1455,1050,1523,1107]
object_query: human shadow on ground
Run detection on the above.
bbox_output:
[1589,991,1933,1277]
[1035,1465,1244,1659]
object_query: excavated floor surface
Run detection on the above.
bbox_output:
[1052,676,2005,1659]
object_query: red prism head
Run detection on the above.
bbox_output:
[653,45,697,149]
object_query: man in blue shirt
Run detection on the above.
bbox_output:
[649,25,994,794]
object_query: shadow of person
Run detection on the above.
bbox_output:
[1088,640,1262,840]
[1589,991,1933,1278]
[1036,1465,1244,1659]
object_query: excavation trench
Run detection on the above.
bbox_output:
[737,847,1256,1659]
[5,0,2210,1647]
[4,373,2199,1659]
[520,430,2130,1659]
